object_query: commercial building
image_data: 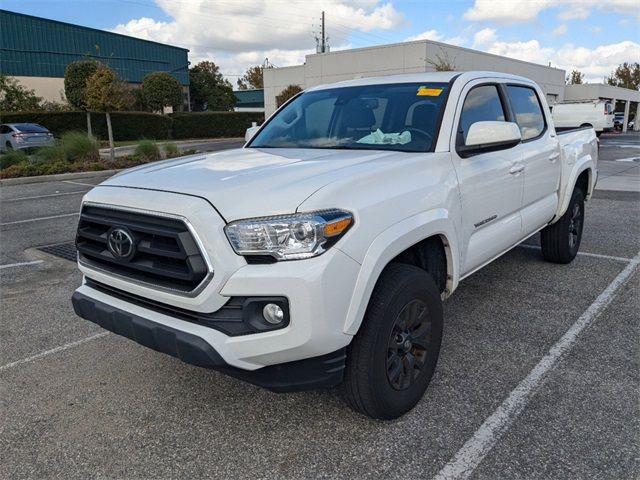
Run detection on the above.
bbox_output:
[0,10,190,109]
[564,83,639,132]
[263,39,567,116]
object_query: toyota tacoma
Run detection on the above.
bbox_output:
[72,71,598,419]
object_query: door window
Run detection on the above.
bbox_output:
[506,85,546,140]
[459,85,506,143]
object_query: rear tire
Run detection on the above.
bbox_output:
[540,187,585,263]
[341,263,443,420]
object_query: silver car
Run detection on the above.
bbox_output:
[0,123,55,152]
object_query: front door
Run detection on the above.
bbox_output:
[451,82,525,275]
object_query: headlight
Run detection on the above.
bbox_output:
[224,210,353,261]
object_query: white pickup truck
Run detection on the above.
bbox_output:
[72,71,597,419]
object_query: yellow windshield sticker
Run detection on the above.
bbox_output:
[417,87,442,96]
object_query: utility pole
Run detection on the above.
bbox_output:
[315,11,329,53]
[321,11,326,53]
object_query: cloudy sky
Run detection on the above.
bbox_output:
[9,0,640,83]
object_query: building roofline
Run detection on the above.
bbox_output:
[0,9,190,53]
[309,38,565,73]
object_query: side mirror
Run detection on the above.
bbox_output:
[245,125,260,142]
[459,121,521,156]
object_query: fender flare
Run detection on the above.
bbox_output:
[342,208,459,335]
[553,155,595,222]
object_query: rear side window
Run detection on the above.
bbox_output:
[459,85,506,142]
[506,86,545,140]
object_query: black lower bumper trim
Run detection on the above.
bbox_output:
[72,291,346,392]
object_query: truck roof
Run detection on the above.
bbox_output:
[306,71,536,92]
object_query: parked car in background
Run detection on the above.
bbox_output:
[0,123,55,152]
[551,101,614,135]
[614,113,635,131]
[614,113,625,130]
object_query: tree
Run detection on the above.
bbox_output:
[606,62,640,90]
[189,61,235,111]
[141,72,183,113]
[85,65,134,161]
[0,75,42,111]
[64,60,100,136]
[237,65,264,90]
[425,49,456,72]
[276,85,303,108]
[566,70,584,85]
[132,87,149,112]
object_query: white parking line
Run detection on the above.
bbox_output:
[434,253,640,480]
[0,260,44,270]
[62,180,98,187]
[517,243,632,263]
[0,212,79,226]
[0,332,110,373]
[3,190,88,202]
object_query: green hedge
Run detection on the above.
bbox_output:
[0,111,263,140]
[0,111,172,140]
[171,112,265,139]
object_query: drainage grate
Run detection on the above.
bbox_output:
[38,242,77,262]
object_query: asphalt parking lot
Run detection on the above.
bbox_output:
[1,133,639,479]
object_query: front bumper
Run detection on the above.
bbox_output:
[75,187,362,371]
[72,291,346,392]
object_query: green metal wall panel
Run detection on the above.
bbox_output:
[233,89,264,108]
[0,10,189,85]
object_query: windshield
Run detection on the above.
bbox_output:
[249,82,449,152]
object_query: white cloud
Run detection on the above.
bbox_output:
[472,28,498,48]
[552,24,568,36]
[554,41,640,81]
[557,6,590,20]
[405,29,442,42]
[444,36,466,46]
[112,0,405,79]
[464,0,639,24]
[465,0,555,23]
[405,30,466,46]
[472,29,640,83]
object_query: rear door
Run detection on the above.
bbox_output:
[505,84,560,234]
[450,81,524,275]
[0,125,11,150]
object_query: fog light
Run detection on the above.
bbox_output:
[263,303,284,324]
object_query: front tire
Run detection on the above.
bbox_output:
[341,263,443,419]
[540,186,585,263]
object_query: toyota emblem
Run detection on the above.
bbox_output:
[107,227,135,260]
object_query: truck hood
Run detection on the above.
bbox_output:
[100,147,408,221]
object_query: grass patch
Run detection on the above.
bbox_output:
[163,142,180,158]
[0,150,29,169]
[134,140,161,162]
[34,145,67,164]
[61,132,100,163]
[1,140,198,179]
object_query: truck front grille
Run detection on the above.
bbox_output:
[76,205,210,293]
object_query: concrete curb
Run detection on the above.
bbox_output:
[0,169,121,186]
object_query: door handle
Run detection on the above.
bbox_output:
[548,153,560,162]
[509,164,525,174]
